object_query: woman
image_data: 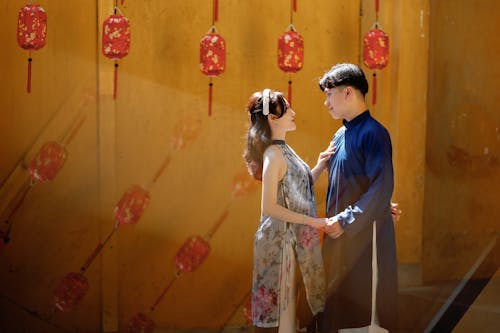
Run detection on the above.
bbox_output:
[243,89,334,333]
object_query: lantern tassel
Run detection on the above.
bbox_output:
[113,62,118,100]
[293,0,297,12]
[27,57,32,94]
[372,72,377,105]
[208,80,213,117]
[288,80,293,107]
[213,0,219,22]
[375,0,380,13]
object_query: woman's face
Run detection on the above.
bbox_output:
[272,101,296,132]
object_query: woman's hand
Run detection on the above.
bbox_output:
[305,216,328,229]
[316,141,336,169]
[311,141,336,182]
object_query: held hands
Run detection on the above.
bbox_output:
[303,214,344,238]
[324,217,344,239]
[305,216,328,230]
[323,203,402,239]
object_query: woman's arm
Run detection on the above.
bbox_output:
[261,146,326,229]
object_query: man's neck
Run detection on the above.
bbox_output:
[344,103,367,122]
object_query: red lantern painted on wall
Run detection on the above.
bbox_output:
[278,25,304,106]
[114,185,151,225]
[200,28,226,116]
[52,272,89,312]
[174,235,211,273]
[17,2,47,93]
[28,141,67,184]
[102,9,130,99]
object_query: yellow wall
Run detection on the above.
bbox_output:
[0,0,430,331]
[423,0,500,282]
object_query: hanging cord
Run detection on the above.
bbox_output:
[212,0,219,25]
[358,0,363,65]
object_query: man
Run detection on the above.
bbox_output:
[317,63,398,332]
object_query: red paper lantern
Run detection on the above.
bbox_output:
[126,312,156,333]
[28,141,67,184]
[53,272,89,312]
[278,31,304,73]
[200,30,226,116]
[363,28,389,70]
[102,12,130,99]
[278,26,304,105]
[200,32,226,76]
[363,28,389,105]
[114,185,150,225]
[17,3,47,93]
[174,236,211,273]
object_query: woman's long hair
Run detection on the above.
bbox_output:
[243,90,287,180]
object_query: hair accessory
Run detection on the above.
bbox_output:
[262,89,271,116]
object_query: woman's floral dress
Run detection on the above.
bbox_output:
[252,141,325,327]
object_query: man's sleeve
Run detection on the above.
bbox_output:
[335,126,394,236]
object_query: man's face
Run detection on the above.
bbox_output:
[324,87,346,120]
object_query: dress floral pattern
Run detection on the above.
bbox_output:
[252,142,325,327]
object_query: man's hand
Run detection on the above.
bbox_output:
[324,217,344,239]
[391,202,402,222]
